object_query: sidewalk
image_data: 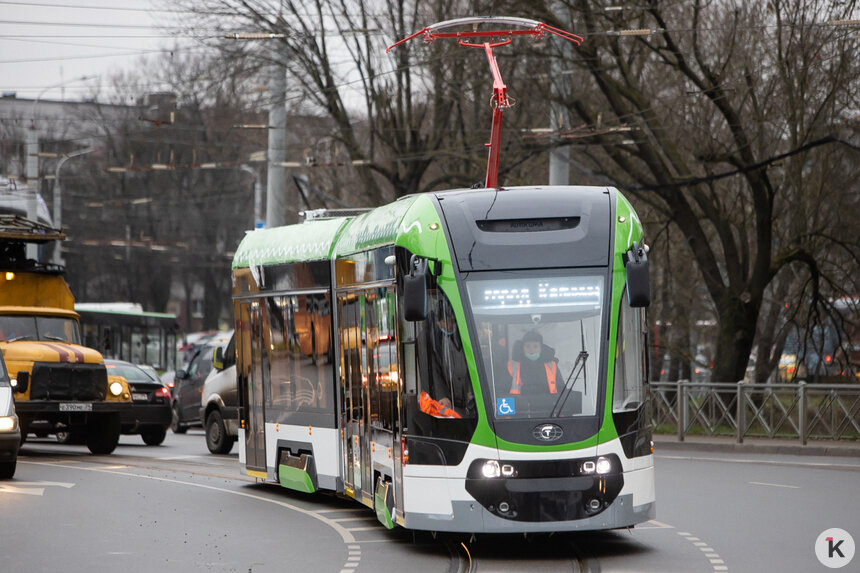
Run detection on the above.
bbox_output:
[653,433,860,458]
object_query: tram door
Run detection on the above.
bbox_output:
[242,301,267,475]
[337,292,370,500]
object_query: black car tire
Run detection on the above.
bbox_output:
[0,458,16,479]
[171,403,187,434]
[205,410,233,454]
[140,426,167,446]
[86,413,121,455]
[19,420,28,445]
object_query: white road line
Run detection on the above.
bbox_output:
[317,508,366,514]
[345,526,384,532]
[157,455,208,461]
[20,460,356,543]
[333,516,379,522]
[7,481,75,488]
[657,454,860,471]
[749,481,800,489]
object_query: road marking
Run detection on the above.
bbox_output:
[333,516,378,522]
[636,520,674,530]
[8,481,75,488]
[317,508,366,514]
[749,481,800,489]
[0,480,76,496]
[657,454,860,472]
[345,526,384,532]
[21,460,356,543]
[0,485,44,496]
[157,455,208,461]
[676,531,727,572]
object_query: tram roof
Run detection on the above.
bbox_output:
[232,196,423,269]
[232,217,350,269]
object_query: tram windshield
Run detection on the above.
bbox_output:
[466,274,604,420]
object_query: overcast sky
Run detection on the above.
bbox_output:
[0,0,197,101]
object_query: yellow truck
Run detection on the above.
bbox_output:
[0,215,131,454]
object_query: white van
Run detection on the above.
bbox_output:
[200,333,237,454]
[0,353,21,478]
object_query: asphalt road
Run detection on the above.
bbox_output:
[2,430,858,572]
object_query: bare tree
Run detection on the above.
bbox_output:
[504,0,860,382]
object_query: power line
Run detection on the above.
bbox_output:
[0,45,210,64]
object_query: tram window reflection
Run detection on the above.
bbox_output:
[415,288,476,420]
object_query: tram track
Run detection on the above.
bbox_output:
[444,534,594,573]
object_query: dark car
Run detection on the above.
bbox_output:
[0,352,21,478]
[105,360,171,445]
[171,335,229,434]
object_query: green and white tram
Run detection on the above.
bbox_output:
[231,186,655,533]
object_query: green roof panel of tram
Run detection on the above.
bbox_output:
[232,218,349,269]
[334,196,421,255]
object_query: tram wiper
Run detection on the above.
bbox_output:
[550,323,588,418]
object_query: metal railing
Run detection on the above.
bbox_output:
[650,381,860,444]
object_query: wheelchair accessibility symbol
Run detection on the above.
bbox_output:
[497,398,516,416]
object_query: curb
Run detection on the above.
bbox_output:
[652,437,860,458]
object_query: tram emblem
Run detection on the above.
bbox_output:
[533,424,563,442]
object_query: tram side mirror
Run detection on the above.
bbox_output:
[403,256,429,322]
[13,371,28,394]
[212,347,224,371]
[624,241,651,308]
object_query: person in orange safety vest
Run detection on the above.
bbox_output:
[508,330,559,395]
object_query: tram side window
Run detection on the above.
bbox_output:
[415,287,476,419]
[367,289,397,431]
[612,296,647,412]
[293,293,330,411]
[265,294,331,413]
[266,296,292,410]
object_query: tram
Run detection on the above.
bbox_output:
[232,17,655,533]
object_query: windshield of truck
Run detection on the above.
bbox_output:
[0,315,81,344]
[465,273,604,420]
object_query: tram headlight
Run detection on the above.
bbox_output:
[481,460,501,478]
[109,381,123,396]
[596,457,612,475]
[580,457,613,475]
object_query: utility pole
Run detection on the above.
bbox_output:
[25,126,39,260]
[266,48,289,228]
[549,3,572,186]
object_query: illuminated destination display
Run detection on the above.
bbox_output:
[468,276,603,313]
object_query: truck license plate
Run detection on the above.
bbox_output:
[59,403,93,412]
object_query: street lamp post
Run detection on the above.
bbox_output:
[26,75,95,260]
[53,148,93,265]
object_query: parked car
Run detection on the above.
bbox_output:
[0,352,21,478]
[201,332,237,454]
[171,332,231,434]
[105,360,172,445]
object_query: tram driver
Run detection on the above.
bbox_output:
[508,330,559,396]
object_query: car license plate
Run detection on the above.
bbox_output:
[132,393,148,402]
[59,402,93,412]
